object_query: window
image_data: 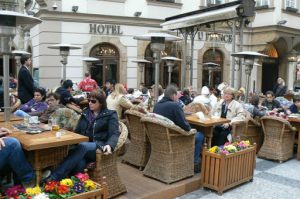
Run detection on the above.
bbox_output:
[157,0,175,2]
[90,43,119,86]
[286,0,296,8]
[256,0,269,7]
[202,49,223,88]
[206,0,224,6]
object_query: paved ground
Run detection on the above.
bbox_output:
[178,156,300,199]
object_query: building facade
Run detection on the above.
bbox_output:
[14,0,300,93]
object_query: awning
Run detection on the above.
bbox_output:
[161,4,240,30]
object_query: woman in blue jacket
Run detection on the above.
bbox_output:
[44,91,119,181]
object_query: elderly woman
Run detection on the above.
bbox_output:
[14,87,48,117]
[43,91,119,181]
[106,83,134,120]
[211,87,246,146]
[273,77,287,97]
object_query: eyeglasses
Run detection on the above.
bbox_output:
[88,99,97,104]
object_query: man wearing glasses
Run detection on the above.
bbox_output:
[39,93,65,123]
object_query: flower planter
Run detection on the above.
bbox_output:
[69,182,107,199]
[201,144,256,194]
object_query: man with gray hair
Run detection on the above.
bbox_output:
[153,85,204,173]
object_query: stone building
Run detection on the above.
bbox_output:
[7,0,300,93]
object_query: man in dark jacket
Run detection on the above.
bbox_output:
[55,80,81,105]
[261,91,282,112]
[18,55,34,104]
[153,85,204,173]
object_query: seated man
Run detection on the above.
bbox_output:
[0,128,35,188]
[153,85,204,173]
[211,87,246,146]
[39,93,65,123]
[287,95,300,114]
[261,91,282,112]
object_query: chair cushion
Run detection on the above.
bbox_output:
[146,113,174,125]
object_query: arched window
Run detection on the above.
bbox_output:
[202,49,223,88]
[144,42,181,88]
[89,43,119,86]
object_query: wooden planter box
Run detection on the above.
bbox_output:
[201,144,256,194]
[69,182,108,199]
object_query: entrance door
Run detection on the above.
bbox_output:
[261,60,279,94]
[90,43,119,86]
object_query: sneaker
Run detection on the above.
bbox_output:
[194,164,201,173]
[42,170,51,179]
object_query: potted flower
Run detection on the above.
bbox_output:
[201,141,256,195]
[4,173,107,199]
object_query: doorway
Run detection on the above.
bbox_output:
[89,43,119,86]
[261,60,279,94]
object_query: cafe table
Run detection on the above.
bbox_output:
[288,116,300,160]
[185,115,230,148]
[1,121,88,184]
[0,112,23,122]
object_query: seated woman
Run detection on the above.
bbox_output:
[44,91,120,181]
[249,94,266,118]
[14,87,48,117]
[286,95,300,114]
[106,83,134,120]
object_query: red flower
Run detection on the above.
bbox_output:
[44,181,59,193]
[57,184,69,195]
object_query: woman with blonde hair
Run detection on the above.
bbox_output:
[106,83,134,119]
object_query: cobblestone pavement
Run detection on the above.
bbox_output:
[178,156,300,199]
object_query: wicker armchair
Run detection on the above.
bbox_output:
[122,109,150,170]
[183,102,209,115]
[88,121,128,198]
[141,116,196,184]
[258,116,296,162]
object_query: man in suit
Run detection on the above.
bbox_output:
[18,55,34,104]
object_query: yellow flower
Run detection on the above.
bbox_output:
[84,180,96,191]
[209,146,218,153]
[26,186,41,196]
[60,179,73,187]
[244,140,250,146]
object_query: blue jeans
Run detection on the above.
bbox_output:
[14,110,30,118]
[52,142,97,180]
[194,132,204,164]
[0,137,35,183]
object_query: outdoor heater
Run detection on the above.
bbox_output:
[132,59,151,85]
[0,10,41,122]
[133,32,181,102]
[162,56,182,85]
[48,44,81,81]
[231,51,268,102]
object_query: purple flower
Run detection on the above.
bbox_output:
[5,185,25,197]
[73,182,85,193]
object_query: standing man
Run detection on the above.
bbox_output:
[153,85,204,173]
[78,72,99,92]
[18,55,34,104]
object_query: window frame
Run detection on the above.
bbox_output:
[285,0,296,8]
[255,0,269,7]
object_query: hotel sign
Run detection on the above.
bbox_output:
[198,32,233,44]
[89,23,123,35]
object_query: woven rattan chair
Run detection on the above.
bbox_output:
[141,116,196,184]
[88,121,128,198]
[183,102,209,115]
[258,116,296,163]
[122,109,150,170]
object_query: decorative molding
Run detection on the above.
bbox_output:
[35,10,163,28]
[146,0,182,8]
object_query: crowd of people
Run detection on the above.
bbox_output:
[1,54,299,192]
